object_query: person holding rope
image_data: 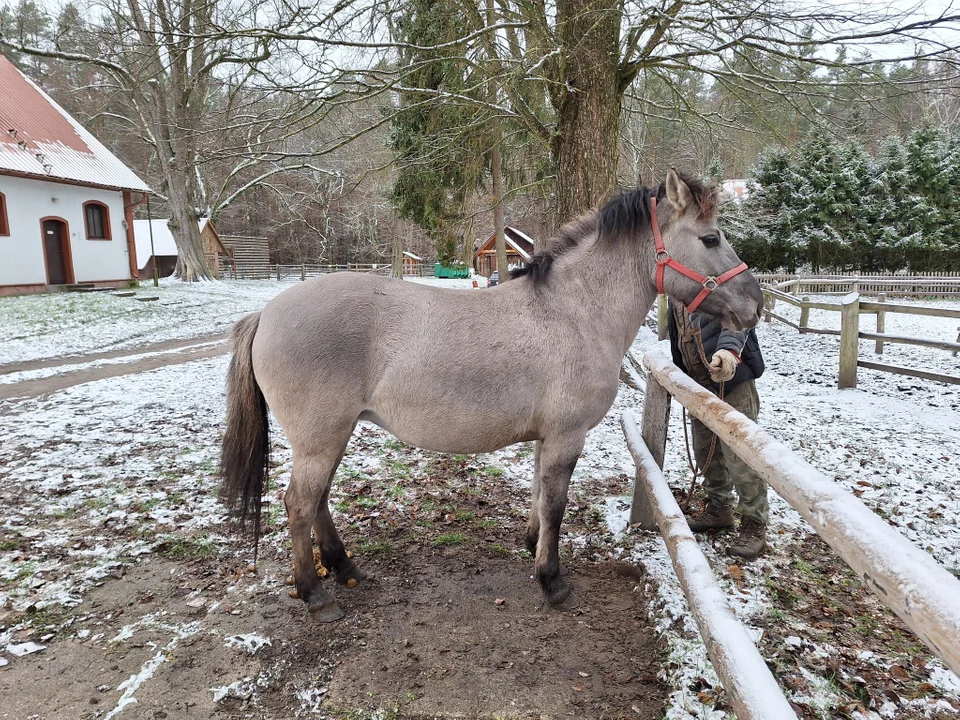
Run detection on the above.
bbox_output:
[668,299,768,559]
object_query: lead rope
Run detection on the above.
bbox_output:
[680,328,724,511]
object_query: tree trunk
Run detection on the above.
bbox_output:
[165,162,213,281]
[491,143,509,281]
[554,0,622,221]
[461,213,476,269]
[391,233,404,278]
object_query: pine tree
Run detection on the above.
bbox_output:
[389,0,486,266]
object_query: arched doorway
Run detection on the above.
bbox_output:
[41,217,74,285]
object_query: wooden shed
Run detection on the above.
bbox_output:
[220,234,270,278]
[402,251,423,275]
[133,218,228,278]
[474,226,535,277]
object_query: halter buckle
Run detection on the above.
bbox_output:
[702,276,718,290]
[655,251,669,263]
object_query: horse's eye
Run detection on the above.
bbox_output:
[700,233,720,248]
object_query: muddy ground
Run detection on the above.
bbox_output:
[0,398,665,720]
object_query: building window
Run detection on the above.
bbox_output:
[0,192,8,235]
[83,201,111,240]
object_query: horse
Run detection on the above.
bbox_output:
[219,169,764,621]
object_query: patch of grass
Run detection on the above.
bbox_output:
[355,496,378,508]
[431,532,468,546]
[356,540,391,556]
[454,510,475,521]
[0,537,23,552]
[159,536,217,560]
[484,465,504,477]
[489,543,510,555]
[474,518,499,529]
[386,461,410,479]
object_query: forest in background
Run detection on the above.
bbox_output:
[2,0,960,275]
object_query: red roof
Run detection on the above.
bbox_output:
[0,54,150,192]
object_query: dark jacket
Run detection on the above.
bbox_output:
[667,301,765,393]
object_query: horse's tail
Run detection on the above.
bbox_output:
[219,311,270,552]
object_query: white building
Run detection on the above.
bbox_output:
[0,54,151,296]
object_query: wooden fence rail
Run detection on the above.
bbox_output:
[225,263,434,280]
[755,273,960,299]
[622,410,798,720]
[626,350,960,689]
[760,287,960,386]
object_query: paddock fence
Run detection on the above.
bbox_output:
[759,285,960,387]
[621,348,960,719]
[224,263,436,281]
[754,272,960,298]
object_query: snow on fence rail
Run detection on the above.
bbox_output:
[760,287,960,386]
[621,411,799,720]
[624,349,960,694]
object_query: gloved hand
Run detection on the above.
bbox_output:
[708,349,739,382]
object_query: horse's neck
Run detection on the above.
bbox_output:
[552,235,659,353]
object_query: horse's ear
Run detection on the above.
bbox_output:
[665,168,693,213]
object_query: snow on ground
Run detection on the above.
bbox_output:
[1,277,959,718]
[0,278,300,365]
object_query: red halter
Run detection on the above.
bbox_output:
[649,196,749,314]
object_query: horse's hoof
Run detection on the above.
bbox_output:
[551,591,581,611]
[309,601,345,623]
[545,579,573,606]
[336,563,369,586]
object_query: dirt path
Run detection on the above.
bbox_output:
[0,336,229,401]
[0,333,230,376]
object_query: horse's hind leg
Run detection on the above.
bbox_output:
[312,442,368,586]
[287,443,351,622]
[533,435,585,606]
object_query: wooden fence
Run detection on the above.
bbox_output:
[225,263,435,280]
[621,348,960,718]
[755,273,960,298]
[760,286,960,387]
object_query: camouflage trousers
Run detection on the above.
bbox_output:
[690,380,769,525]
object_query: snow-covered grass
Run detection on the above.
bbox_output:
[1,277,958,719]
[0,278,300,365]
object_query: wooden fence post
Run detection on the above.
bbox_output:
[657,294,668,340]
[799,296,810,333]
[300,264,306,281]
[630,374,671,529]
[954,326,960,358]
[763,293,775,323]
[276,264,281,281]
[839,292,860,389]
[875,293,886,354]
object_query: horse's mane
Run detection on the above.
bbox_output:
[511,172,716,285]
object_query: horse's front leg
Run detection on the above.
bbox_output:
[525,440,543,554]
[287,454,344,622]
[533,435,585,606]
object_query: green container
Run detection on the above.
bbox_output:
[434,264,469,279]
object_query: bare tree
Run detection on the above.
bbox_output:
[1,0,340,280]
